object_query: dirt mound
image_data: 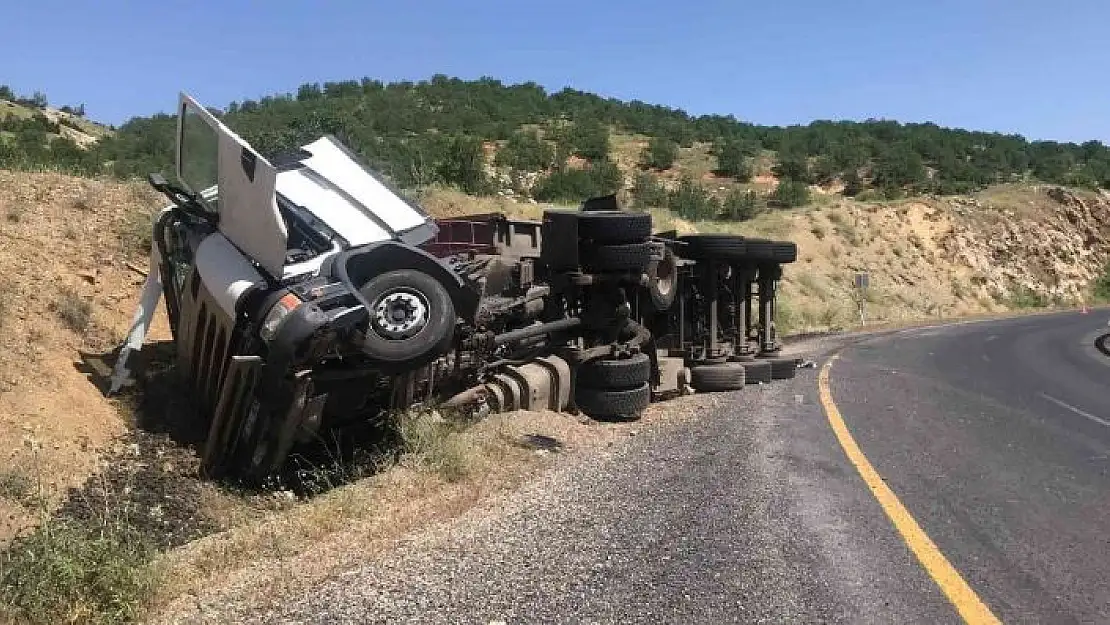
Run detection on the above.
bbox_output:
[0,170,170,541]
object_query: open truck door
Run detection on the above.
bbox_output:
[176,93,288,277]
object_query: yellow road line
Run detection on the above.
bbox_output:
[818,354,1002,625]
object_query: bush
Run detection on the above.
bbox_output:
[1090,261,1110,302]
[437,135,493,195]
[713,140,753,181]
[772,154,810,182]
[1006,285,1049,309]
[565,118,610,161]
[0,518,157,625]
[769,179,810,208]
[641,136,678,170]
[667,175,719,220]
[630,171,668,209]
[494,129,555,172]
[722,188,761,221]
[532,159,623,202]
[52,288,92,334]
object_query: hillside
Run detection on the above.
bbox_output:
[0,86,111,173]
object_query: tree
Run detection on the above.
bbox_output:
[532,158,623,202]
[0,85,12,101]
[630,171,668,208]
[772,153,809,182]
[495,129,555,172]
[769,179,810,208]
[641,136,678,170]
[667,175,720,220]
[722,188,761,220]
[438,135,491,194]
[873,143,925,192]
[842,169,863,196]
[714,140,753,181]
[566,118,610,161]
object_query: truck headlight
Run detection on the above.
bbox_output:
[259,293,303,342]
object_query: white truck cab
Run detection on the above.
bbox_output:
[111,93,478,482]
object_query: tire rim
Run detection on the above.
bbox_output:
[372,288,429,340]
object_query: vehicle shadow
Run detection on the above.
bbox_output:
[75,340,208,447]
[75,342,398,497]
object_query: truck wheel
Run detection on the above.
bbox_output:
[647,245,678,311]
[768,357,797,380]
[742,360,773,384]
[773,241,798,263]
[580,242,652,272]
[575,382,651,420]
[677,234,748,262]
[359,269,455,367]
[575,211,652,243]
[690,362,746,392]
[578,353,651,389]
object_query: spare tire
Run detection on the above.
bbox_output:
[690,362,746,392]
[647,245,678,311]
[578,353,651,389]
[580,242,652,272]
[677,234,748,262]
[575,211,652,243]
[575,383,651,420]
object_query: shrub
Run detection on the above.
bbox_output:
[713,140,753,181]
[1090,261,1110,302]
[721,188,761,221]
[565,118,610,161]
[532,159,623,202]
[494,129,555,172]
[0,518,157,625]
[641,136,678,170]
[630,171,668,209]
[667,175,719,220]
[769,179,810,208]
[53,288,92,334]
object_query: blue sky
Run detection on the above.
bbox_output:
[2,0,1108,142]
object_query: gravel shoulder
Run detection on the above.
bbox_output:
[156,334,958,625]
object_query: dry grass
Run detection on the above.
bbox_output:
[52,287,92,334]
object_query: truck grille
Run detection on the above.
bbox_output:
[177,267,240,415]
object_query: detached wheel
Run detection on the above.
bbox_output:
[578,353,651,389]
[742,360,772,384]
[677,234,748,262]
[575,383,651,421]
[580,242,652,272]
[359,269,455,368]
[768,357,797,380]
[647,245,678,311]
[690,362,746,392]
[576,211,652,243]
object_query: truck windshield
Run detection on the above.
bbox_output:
[179,102,220,211]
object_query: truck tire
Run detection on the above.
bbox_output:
[578,353,651,389]
[575,211,652,243]
[359,269,456,367]
[768,357,797,380]
[773,241,798,263]
[677,234,748,262]
[575,382,651,420]
[580,242,652,272]
[742,360,773,384]
[647,245,678,311]
[690,362,746,392]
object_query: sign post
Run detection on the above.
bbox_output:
[853,272,869,326]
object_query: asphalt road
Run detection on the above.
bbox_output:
[211,311,1110,625]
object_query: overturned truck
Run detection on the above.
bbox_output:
[110,93,799,484]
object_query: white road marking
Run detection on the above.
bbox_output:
[1039,393,1110,428]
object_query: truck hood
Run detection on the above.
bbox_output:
[276,136,438,248]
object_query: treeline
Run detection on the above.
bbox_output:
[5,76,1110,203]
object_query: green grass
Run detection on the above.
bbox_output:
[0,518,158,625]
